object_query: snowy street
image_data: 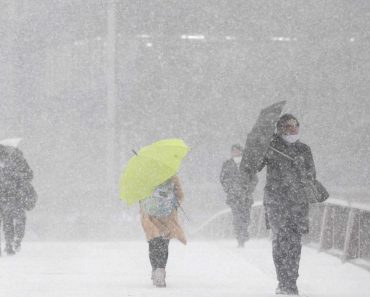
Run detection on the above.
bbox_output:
[1,239,369,297]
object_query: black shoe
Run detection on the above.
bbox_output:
[5,244,15,256]
[276,283,288,295]
[287,283,299,295]
[276,284,299,295]
[14,240,22,253]
[237,239,245,248]
[275,282,299,295]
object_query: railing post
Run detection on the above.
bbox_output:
[257,206,266,238]
[222,215,228,238]
[319,204,333,251]
[358,211,362,258]
[342,209,360,262]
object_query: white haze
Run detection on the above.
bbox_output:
[0,1,369,240]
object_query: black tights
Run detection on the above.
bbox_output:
[149,237,170,270]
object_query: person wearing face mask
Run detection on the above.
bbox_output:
[220,144,258,247]
[258,114,316,295]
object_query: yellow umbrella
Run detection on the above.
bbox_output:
[119,138,190,205]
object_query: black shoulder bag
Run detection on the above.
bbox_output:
[269,145,329,203]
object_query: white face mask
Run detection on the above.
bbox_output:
[282,134,300,144]
[233,156,242,164]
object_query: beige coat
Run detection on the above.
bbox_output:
[140,176,186,244]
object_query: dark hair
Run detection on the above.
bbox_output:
[276,114,299,134]
[231,144,243,151]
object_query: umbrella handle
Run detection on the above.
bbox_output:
[178,205,191,222]
[174,199,191,222]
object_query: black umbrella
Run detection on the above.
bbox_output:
[240,101,286,176]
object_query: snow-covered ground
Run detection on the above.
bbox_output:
[0,239,369,297]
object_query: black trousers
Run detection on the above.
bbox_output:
[271,221,302,288]
[2,207,26,245]
[149,237,170,270]
[229,200,252,244]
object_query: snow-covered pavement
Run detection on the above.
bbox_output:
[0,239,369,297]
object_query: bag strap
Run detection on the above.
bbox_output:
[268,146,294,161]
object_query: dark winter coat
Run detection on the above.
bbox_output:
[220,159,257,206]
[258,134,316,234]
[0,145,34,211]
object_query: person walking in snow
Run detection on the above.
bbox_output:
[258,114,316,295]
[0,144,34,255]
[220,144,258,247]
[140,175,186,287]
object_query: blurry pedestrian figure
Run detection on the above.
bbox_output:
[0,144,35,255]
[140,175,186,287]
[220,144,258,247]
[258,114,316,295]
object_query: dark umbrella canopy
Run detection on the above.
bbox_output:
[240,101,286,175]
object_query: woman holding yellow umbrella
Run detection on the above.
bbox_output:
[120,139,190,288]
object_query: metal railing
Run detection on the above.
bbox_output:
[190,198,370,267]
[311,198,370,264]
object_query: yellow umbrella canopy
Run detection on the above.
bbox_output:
[119,138,190,205]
